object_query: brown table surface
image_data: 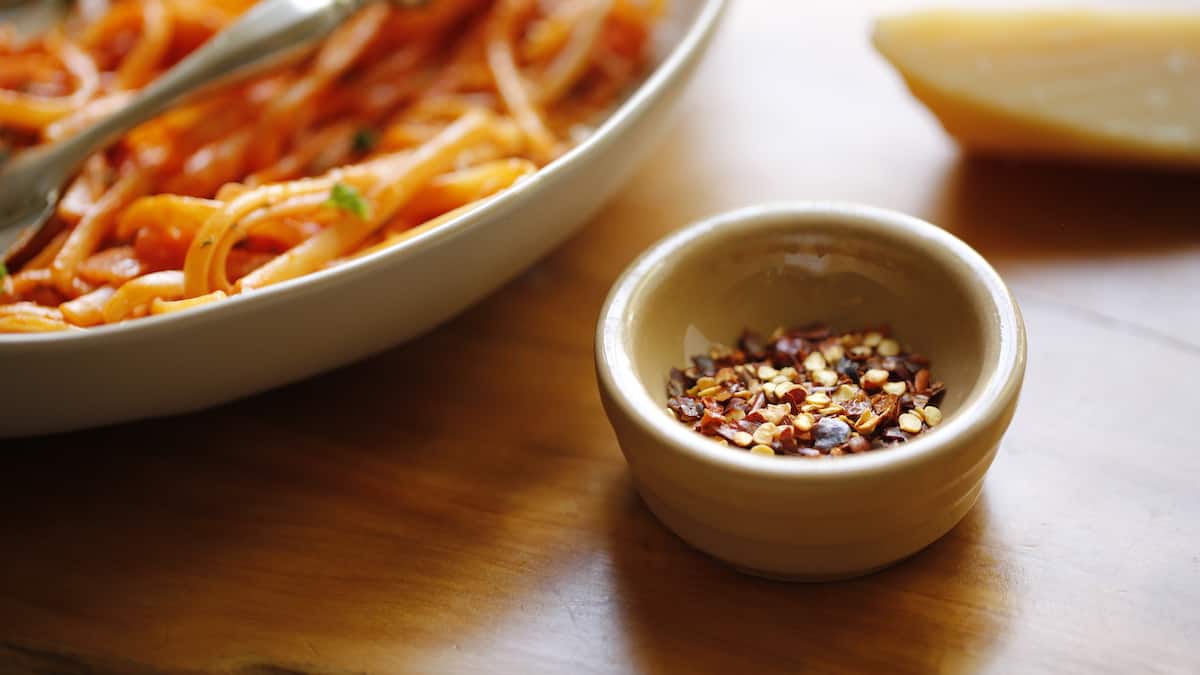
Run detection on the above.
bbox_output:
[4,2,1200,674]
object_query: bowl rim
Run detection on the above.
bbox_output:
[595,201,1027,479]
[0,0,729,348]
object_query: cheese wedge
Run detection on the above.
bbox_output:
[873,10,1200,169]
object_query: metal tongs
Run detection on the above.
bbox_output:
[0,0,375,264]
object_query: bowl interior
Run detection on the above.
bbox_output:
[623,207,1003,431]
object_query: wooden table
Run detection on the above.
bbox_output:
[4,2,1199,673]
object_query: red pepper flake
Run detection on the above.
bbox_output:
[698,409,725,435]
[663,323,947,458]
[667,396,703,422]
[668,368,689,397]
[782,385,808,408]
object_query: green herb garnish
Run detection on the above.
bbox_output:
[325,182,370,219]
[352,127,378,154]
[0,262,7,279]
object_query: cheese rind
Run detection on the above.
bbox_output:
[873,10,1200,169]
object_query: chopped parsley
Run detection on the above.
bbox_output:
[352,127,378,154]
[325,182,370,219]
[0,262,7,279]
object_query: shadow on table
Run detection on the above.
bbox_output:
[605,475,1014,674]
[929,157,1200,262]
[0,283,604,674]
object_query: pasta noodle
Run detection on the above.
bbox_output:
[0,0,662,331]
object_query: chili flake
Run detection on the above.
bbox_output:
[664,323,946,457]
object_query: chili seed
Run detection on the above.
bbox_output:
[898,413,923,434]
[862,369,890,390]
[759,405,789,425]
[752,423,777,446]
[849,345,874,360]
[853,410,880,434]
[803,351,827,372]
[832,384,858,403]
[923,405,943,426]
[813,369,839,387]
[877,338,901,356]
[821,342,846,363]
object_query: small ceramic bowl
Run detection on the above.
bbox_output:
[595,203,1026,581]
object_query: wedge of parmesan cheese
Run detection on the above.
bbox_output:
[873,10,1200,168]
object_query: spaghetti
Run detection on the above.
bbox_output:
[0,0,663,332]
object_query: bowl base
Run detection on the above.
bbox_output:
[636,482,935,583]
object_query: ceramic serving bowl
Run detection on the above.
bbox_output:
[0,0,727,437]
[596,203,1026,580]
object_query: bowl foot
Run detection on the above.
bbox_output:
[636,482,938,583]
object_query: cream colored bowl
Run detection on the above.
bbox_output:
[596,203,1026,580]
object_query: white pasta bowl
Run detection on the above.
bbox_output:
[0,0,728,437]
[595,203,1027,580]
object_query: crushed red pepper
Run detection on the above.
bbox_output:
[665,323,946,457]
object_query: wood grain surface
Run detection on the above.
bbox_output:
[3,2,1199,673]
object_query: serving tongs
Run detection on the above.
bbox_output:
[0,0,376,267]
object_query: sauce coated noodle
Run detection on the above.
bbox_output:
[0,0,663,332]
